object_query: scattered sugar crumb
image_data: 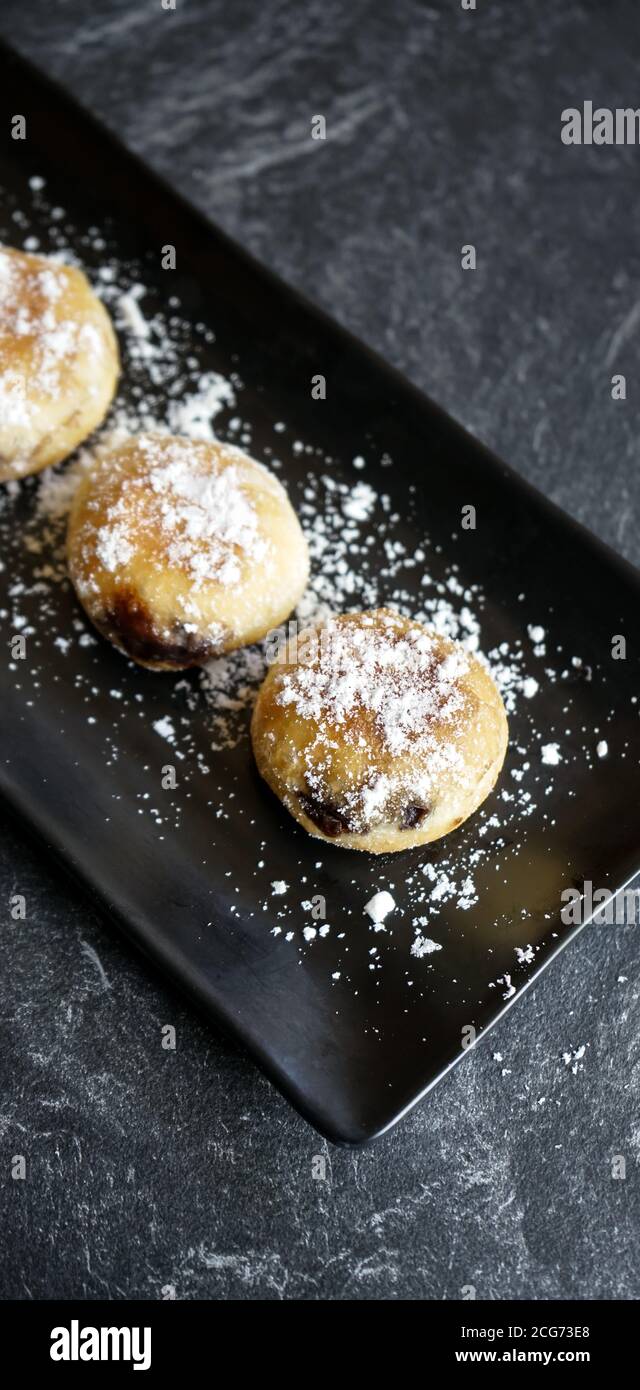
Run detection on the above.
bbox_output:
[410,934,442,958]
[364,891,396,924]
[153,717,176,742]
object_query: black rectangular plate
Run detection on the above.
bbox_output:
[1,42,638,1143]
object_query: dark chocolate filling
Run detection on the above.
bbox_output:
[297,792,355,838]
[101,590,225,668]
[400,801,431,830]
[298,790,434,837]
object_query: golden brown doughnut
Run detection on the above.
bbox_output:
[0,245,119,481]
[66,432,310,670]
[251,608,508,853]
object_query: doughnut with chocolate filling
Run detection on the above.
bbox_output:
[67,433,309,670]
[251,608,508,852]
[0,245,119,481]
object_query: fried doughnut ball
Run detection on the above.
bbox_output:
[251,608,508,853]
[67,432,310,670]
[0,245,119,482]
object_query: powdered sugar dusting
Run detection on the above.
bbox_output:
[277,614,471,758]
[0,244,107,442]
[168,371,235,439]
[411,934,442,958]
[93,435,268,589]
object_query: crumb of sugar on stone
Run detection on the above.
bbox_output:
[541,742,561,766]
[528,624,545,644]
[515,944,535,964]
[364,890,396,925]
[596,740,608,758]
[302,925,317,942]
[271,880,288,896]
[562,1044,586,1074]
[522,677,539,698]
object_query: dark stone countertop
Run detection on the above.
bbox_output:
[0,0,638,1300]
